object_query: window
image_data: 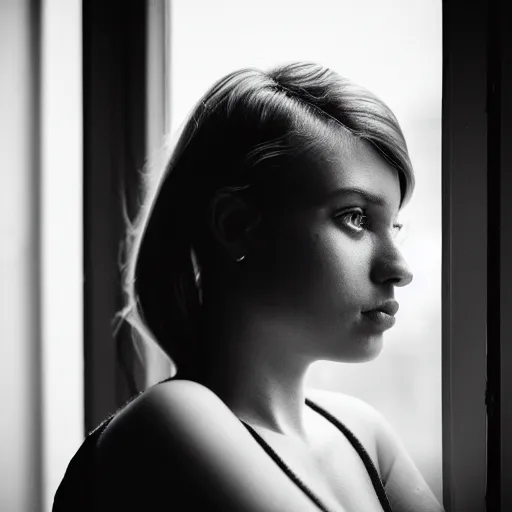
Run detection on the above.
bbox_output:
[41,1,83,511]
[168,0,443,504]
[81,1,499,510]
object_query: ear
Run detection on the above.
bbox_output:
[208,190,261,261]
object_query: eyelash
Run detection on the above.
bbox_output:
[336,208,403,236]
[337,209,371,231]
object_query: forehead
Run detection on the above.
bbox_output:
[280,137,401,211]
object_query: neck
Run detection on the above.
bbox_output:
[191,301,314,439]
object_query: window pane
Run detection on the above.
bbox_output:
[169,0,442,504]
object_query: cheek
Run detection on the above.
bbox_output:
[307,230,371,307]
[262,224,371,313]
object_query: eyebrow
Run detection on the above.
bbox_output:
[327,186,388,207]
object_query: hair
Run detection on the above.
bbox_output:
[115,61,415,380]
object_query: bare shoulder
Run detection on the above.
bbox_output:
[306,387,407,467]
[306,387,445,511]
[95,380,311,512]
[305,387,382,442]
[98,380,222,446]
[305,387,386,477]
[94,379,243,510]
[96,378,250,468]
[305,387,393,480]
[115,378,235,426]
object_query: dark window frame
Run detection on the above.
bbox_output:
[441,0,488,510]
[83,0,149,429]
[490,0,510,510]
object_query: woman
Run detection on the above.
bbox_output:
[54,62,444,512]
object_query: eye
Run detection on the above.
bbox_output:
[392,223,403,237]
[335,208,370,232]
[392,221,408,244]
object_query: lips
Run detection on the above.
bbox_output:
[367,300,399,317]
[361,300,399,330]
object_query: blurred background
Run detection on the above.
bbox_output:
[0,0,442,510]
[169,0,443,504]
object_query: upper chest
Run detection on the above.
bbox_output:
[244,399,385,512]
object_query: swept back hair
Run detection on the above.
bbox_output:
[115,61,415,379]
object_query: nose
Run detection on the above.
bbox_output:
[370,242,413,288]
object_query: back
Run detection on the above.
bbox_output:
[52,419,109,512]
[52,385,147,512]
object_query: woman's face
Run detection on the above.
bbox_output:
[248,137,413,363]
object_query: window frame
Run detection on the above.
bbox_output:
[83,0,150,429]
[492,0,510,509]
[500,47,511,509]
[82,1,505,510]
[441,0,488,510]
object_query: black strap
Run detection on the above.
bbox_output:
[240,399,393,512]
[166,376,391,510]
[305,398,393,512]
[145,377,392,511]
[53,376,391,512]
[241,421,334,512]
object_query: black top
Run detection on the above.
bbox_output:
[52,378,391,511]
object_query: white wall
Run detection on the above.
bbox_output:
[0,1,43,510]
[0,1,83,511]
[40,1,83,512]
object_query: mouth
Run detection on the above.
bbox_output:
[361,300,399,331]
[361,310,396,330]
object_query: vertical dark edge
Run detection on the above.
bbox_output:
[499,0,512,508]
[486,0,502,509]
[83,0,148,434]
[442,0,488,510]
[30,0,44,506]
[114,1,148,403]
[82,0,90,439]
[82,0,116,435]
[441,1,452,508]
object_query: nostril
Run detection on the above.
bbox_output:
[370,256,413,287]
[397,269,413,287]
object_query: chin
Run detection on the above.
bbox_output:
[357,348,383,363]
[330,334,384,363]
[359,335,384,361]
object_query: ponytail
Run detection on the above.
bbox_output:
[115,104,208,382]
[133,170,202,377]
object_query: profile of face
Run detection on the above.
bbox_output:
[240,136,413,365]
